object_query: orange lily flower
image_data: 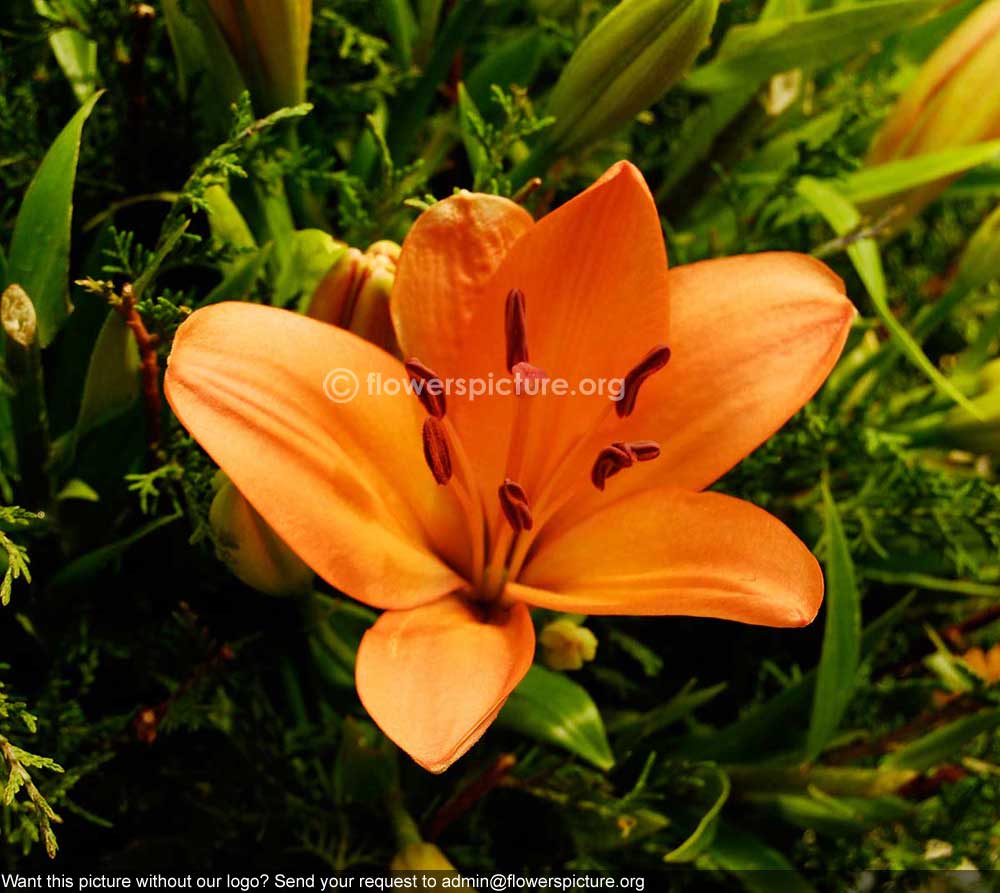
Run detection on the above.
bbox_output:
[164,162,854,772]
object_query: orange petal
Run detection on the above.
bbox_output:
[393,192,534,381]
[552,252,852,513]
[489,162,670,497]
[511,488,823,628]
[165,302,468,610]
[355,597,535,772]
[392,192,534,508]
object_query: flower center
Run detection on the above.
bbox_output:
[406,288,670,602]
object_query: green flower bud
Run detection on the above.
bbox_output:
[546,0,720,153]
[204,0,312,113]
[209,472,313,596]
[539,617,598,671]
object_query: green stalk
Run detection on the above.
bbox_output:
[2,285,51,508]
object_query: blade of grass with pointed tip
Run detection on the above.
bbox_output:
[880,708,1000,772]
[498,665,614,771]
[686,0,942,93]
[806,479,861,761]
[796,176,982,419]
[6,91,102,347]
[842,140,1000,205]
[664,766,730,863]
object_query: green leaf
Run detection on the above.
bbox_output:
[74,310,141,442]
[334,717,399,804]
[747,792,911,835]
[612,680,726,748]
[880,708,1000,772]
[55,478,99,502]
[389,0,485,157]
[33,0,98,104]
[161,0,243,136]
[204,185,257,274]
[132,218,191,302]
[686,0,943,93]
[203,244,273,306]
[6,91,102,347]
[706,823,817,893]
[664,765,730,863]
[841,140,1000,205]
[466,30,554,111]
[377,0,417,67]
[457,83,490,185]
[805,479,862,761]
[275,230,346,308]
[499,665,614,770]
[796,176,982,419]
[674,592,915,762]
[50,512,181,588]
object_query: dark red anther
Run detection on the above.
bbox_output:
[591,444,633,491]
[422,417,453,485]
[612,439,661,463]
[405,358,447,418]
[505,288,529,372]
[592,440,661,490]
[498,479,533,532]
[616,345,671,418]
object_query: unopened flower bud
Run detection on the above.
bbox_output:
[307,241,401,356]
[2,284,37,349]
[545,0,720,153]
[539,618,598,671]
[390,843,458,871]
[864,0,1000,225]
[209,472,313,596]
[204,0,312,113]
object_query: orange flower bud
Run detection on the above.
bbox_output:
[865,0,1000,221]
[204,0,312,113]
[307,241,401,356]
[539,617,598,671]
[209,472,313,597]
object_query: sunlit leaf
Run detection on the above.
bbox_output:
[841,140,1000,205]
[499,665,614,770]
[796,176,982,418]
[881,708,1000,772]
[664,765,730,862]
[6,91,102,347]
[687,0,942,93]
[805,479,861,761]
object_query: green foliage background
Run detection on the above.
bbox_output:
[0,0,999,885]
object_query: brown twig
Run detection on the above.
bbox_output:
[117,282,162,451]
[825,695,984,766]
[942,604,1000,650]
[423,753,516,840]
